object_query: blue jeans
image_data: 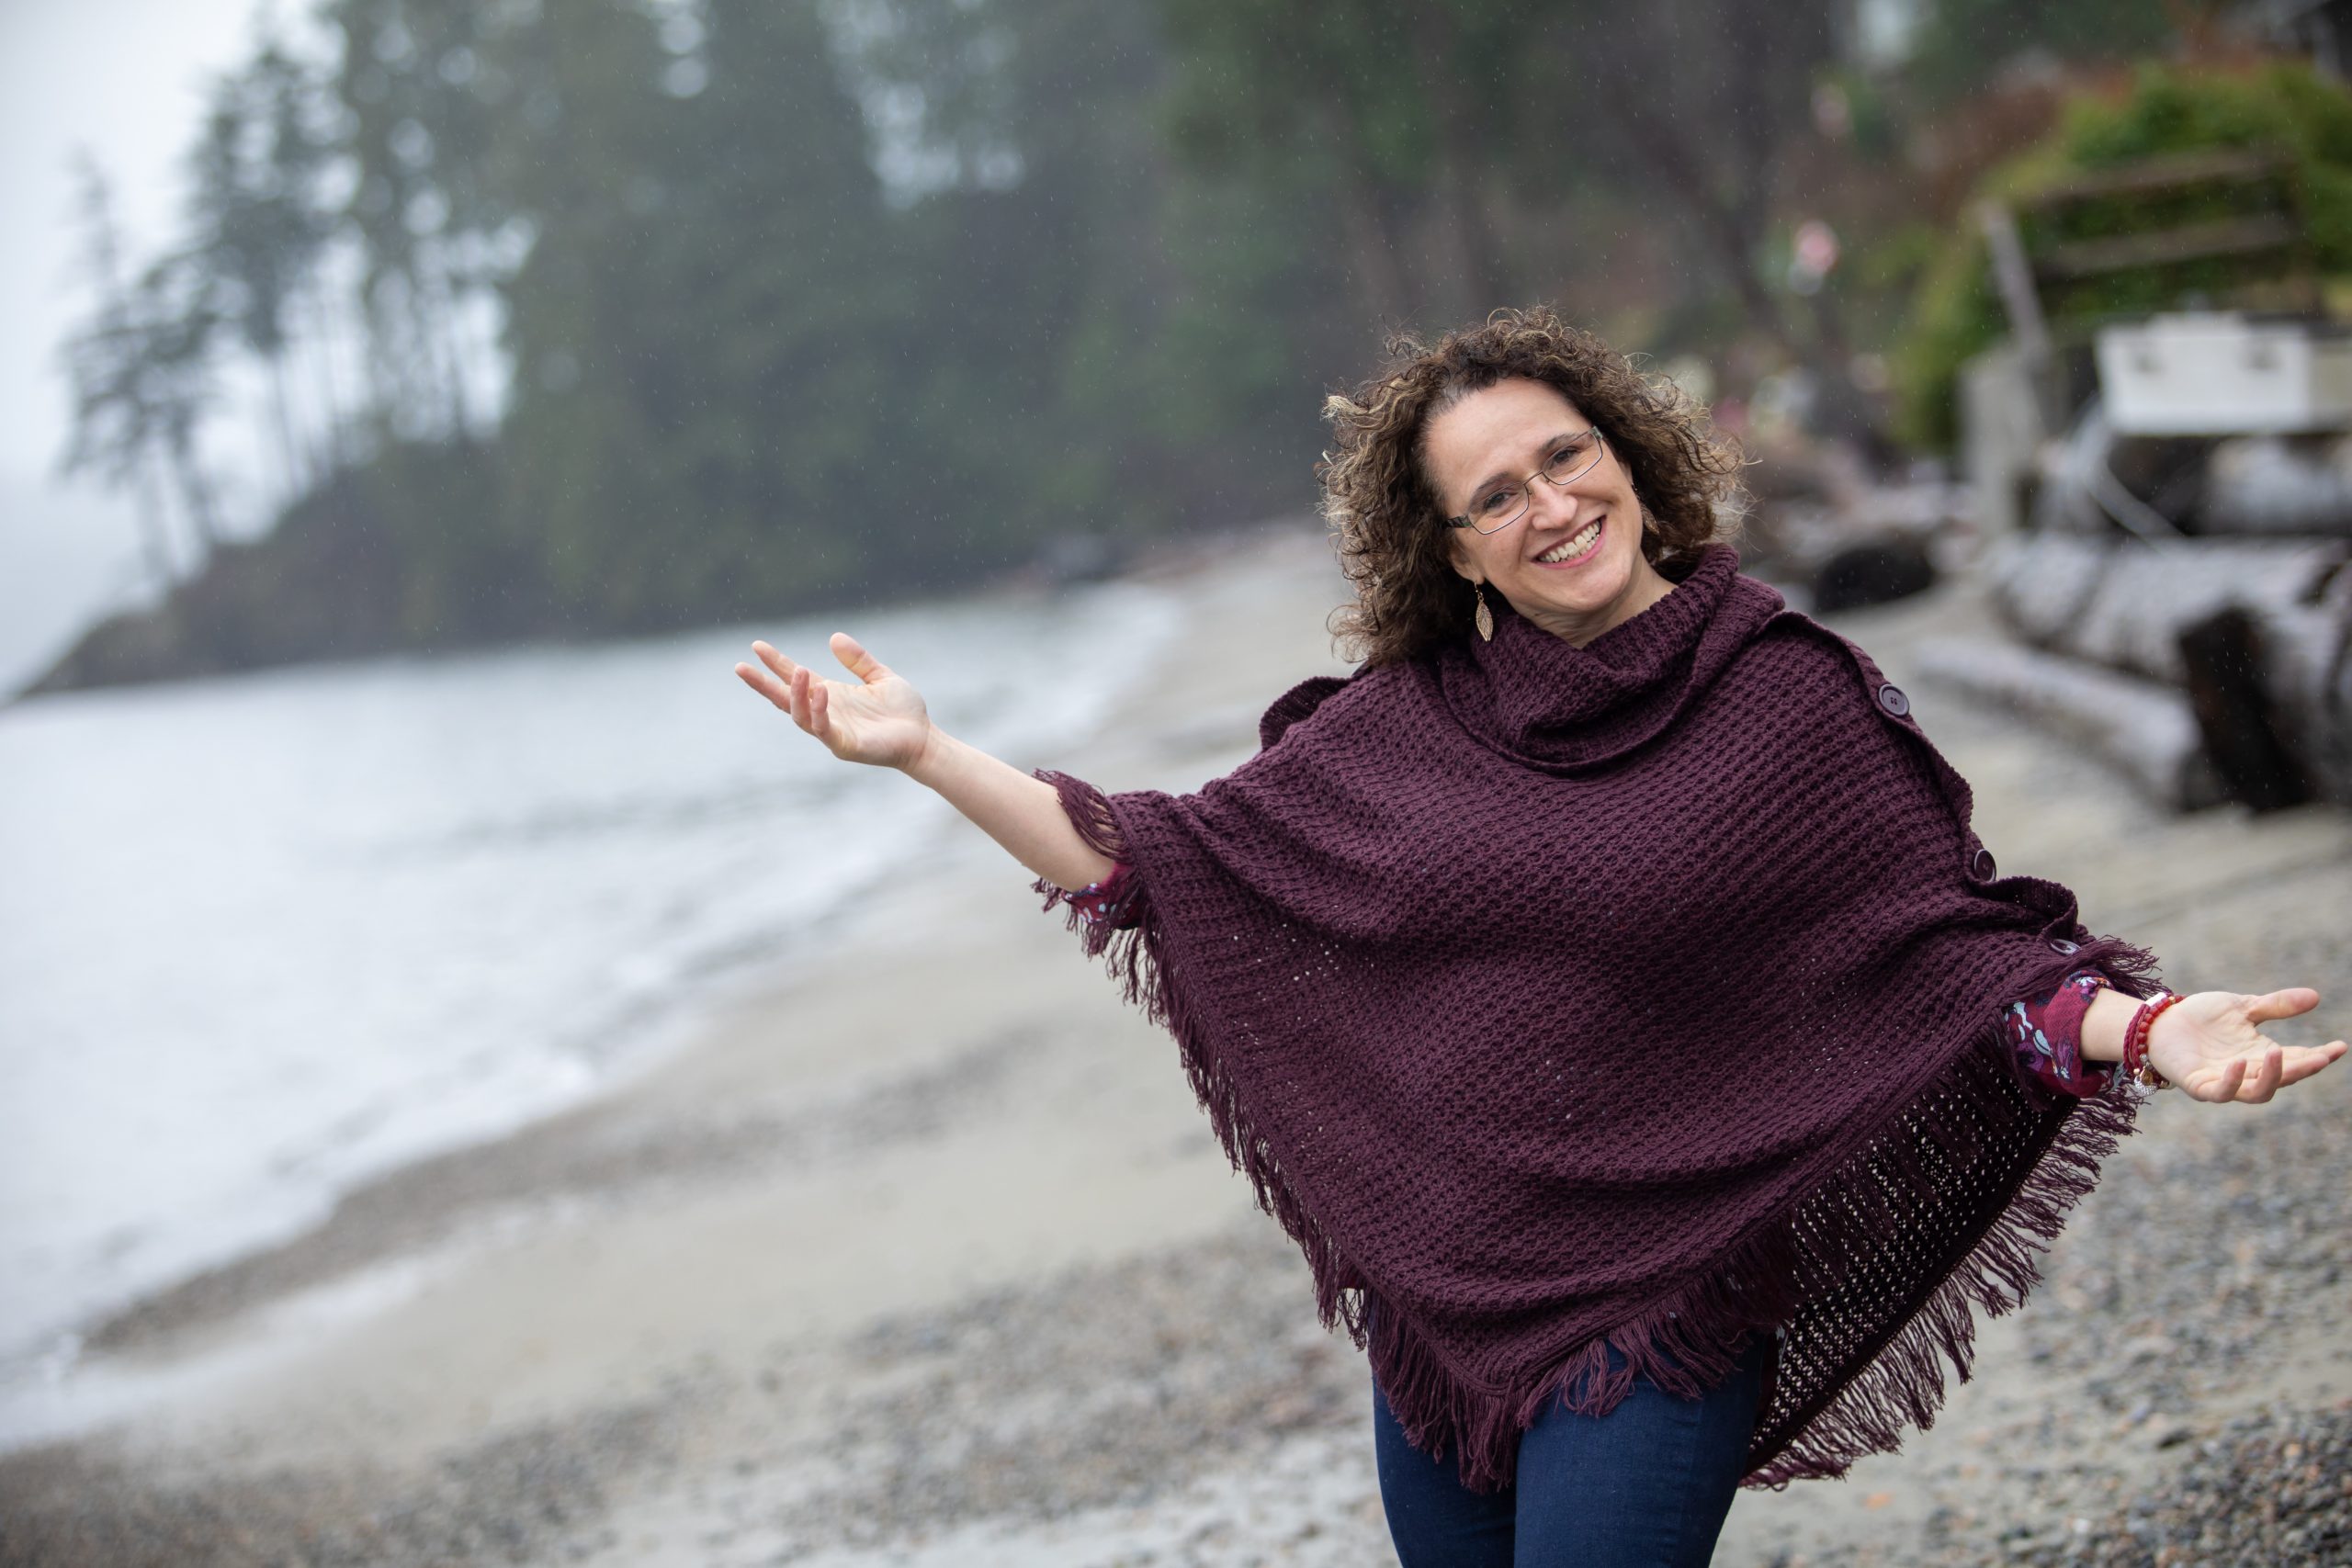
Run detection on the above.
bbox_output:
[1371,1331,1772,1567]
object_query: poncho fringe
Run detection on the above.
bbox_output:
[1035,776,2163,1490]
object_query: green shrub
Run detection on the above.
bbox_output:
[1894,62,2352,451]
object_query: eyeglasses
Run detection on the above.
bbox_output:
[1445,428,1609,534]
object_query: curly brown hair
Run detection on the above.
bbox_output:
[1317,306,1747,668]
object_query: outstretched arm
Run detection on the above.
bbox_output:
[734,632,1114,895]
[900,728,1118,894]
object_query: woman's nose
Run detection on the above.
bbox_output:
[1526,474,1582,527]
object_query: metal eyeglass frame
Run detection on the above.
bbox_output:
[1444,428,1609,534]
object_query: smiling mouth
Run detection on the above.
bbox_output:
[1532,516,1603,565]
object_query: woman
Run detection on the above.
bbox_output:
[734,308,2344,1566]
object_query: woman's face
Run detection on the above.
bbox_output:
[1423,377,1674,649]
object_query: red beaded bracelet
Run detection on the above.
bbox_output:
[2120,990,2185,1090]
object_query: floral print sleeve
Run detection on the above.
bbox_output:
[1063,860,1144,931]
[2002,966,2116,1098]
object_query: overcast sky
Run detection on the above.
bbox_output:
[1,0,300,690]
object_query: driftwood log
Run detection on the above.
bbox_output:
[2205,435,2352,536]
[1908,636,2224,811]
[1969,532,2352,809]
[2220,582,2352,809]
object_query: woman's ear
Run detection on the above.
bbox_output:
[1443,529,1480,585]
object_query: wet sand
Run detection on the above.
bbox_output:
[3,524,2346,1566]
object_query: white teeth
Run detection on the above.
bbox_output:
[1536,520,1601,563]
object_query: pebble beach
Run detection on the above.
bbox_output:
[2,524,2346,1566]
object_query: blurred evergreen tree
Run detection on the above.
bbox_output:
[324,0,523,437]
[186,36,338,498]
[56,157,184,590]
[58,242,228,569]
[488,0,891,627]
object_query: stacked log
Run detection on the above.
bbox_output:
[2205,435,2352,536]
[1916,533,2352,811]
[1909,634,2225,808]
[1985,534,2341,682]
[2253,572,2352,803]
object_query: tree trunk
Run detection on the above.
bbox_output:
[165,421,221,555]
[1329,152,1413,327]
[267,351,304,502]
[1409,8,1514,322]
[132,449,177,590]
[305,275,347,473]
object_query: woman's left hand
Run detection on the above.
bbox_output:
[2144,988,2348,1103]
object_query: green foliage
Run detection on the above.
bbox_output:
[1894,62,2352,450]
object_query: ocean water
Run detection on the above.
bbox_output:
[0,576,1182,1393]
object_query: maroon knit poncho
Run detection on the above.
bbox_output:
[1032,542,2167,1494]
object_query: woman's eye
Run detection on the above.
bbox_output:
[1476,490,1513,515]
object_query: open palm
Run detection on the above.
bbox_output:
[735,633,932,770]
[2145,987,2348,1103]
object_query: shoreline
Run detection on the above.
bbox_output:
[4,507,1305,707]
[5,531,2349,1565]
[0,514,1284,1384]
[0,523,1353,1462]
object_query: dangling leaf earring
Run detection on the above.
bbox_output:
[1474,581,1494,642]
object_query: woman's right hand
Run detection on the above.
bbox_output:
[735,633,933,771]
[741,632,1114,891]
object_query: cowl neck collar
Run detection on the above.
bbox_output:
[1428,542,1786,773]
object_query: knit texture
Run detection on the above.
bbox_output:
[1033,542,2166,1494]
